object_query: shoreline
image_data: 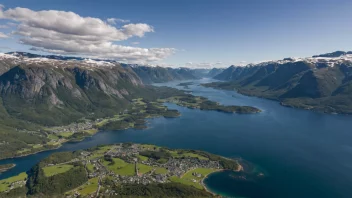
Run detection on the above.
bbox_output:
[0,144,63,161]
[202,84,352,116]
[0,133,92,161]
[0,112,178,161]
[0,164,16,173]
[201,162,244,196]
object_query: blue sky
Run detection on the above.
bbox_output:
[0,0,351,68]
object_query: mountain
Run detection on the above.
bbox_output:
[312,51,352,58]
[206,68,224,78]
[0,53,148,126]
[191,68,211,78]
[0,52,186,159]
[206,51,352,114]
[129,65,200,84]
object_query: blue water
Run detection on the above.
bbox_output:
[1,78,352,198]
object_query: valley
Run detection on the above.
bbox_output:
[0,52,260,160]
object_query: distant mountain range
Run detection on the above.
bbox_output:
[0,52,220,126]
[204,51,352,114]
[206,68,225,78]
[3,52,214,84]
[128,66,201,84]
[0,51,234,160]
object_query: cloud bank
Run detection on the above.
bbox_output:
[107,18,130,25]
[0,6,175,63]
[185,61,224,69]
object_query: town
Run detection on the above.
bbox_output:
[64,143,224,197]
[0,143,242,197]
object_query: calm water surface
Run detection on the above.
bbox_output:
[1,78,352,198]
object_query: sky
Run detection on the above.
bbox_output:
[0,0,352,68]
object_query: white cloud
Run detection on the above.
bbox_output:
[0,25,9,28]
[0,6,175,63]
[185,61,224,69]
[0,32,8,38]
[131,42,139,45]
[107,18,130,25]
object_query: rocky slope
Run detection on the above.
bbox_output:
[0,53,146,125]
[129,65,200,84]
[206,51,352,114]
[206,68,224,78]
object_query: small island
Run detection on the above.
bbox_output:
[0,164,16,173]
[177,82,194,89]
[160,95,261,114]
[0,143,243,197]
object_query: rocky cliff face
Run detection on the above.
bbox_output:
[130,66,199,84]
[206,68,224,78]
[0,53,144,125]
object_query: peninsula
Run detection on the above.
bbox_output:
[0,143,242,197]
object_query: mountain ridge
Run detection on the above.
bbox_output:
[205,51,352,114]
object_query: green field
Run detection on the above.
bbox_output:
[16,148,31,154]
[116,164,135,176]
[154,167,168,174]
[86,163,95,172]
[88,153,104,160]
[96,119,110,127]
[133,98,146,105]
[48,134,59,140]
[169,168,217,190]
[83,129,98,135]
[0,172,27,192]
[32,144,43,149]
[103,158,128,168]
[47,140,60,146]
[140,144,160,151]
[95,115,125,128]
[137,155,148,161]
[68,177,99,196]
[88,145,112,159]
[169,175,203,189]
[183,168,216,182]
[169,151,208,160]
[96,145,113,153]
[102,158,135,176]
[58,132,74,137]
[42,164,74,177]
[137,164,153,174]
